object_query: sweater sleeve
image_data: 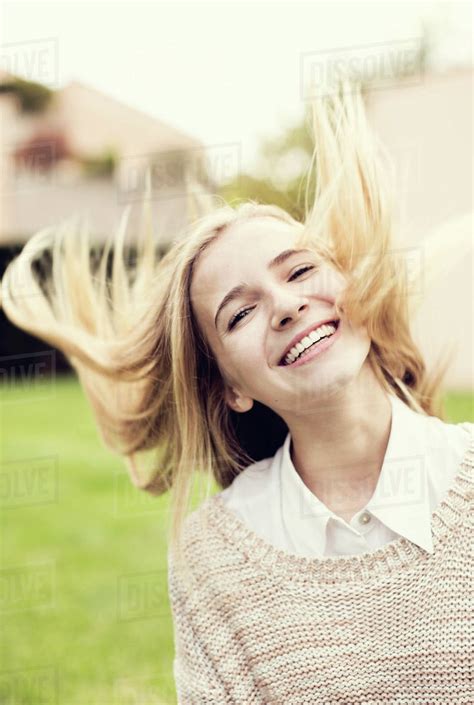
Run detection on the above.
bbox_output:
[167,549,231,704]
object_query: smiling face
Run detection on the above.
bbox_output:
[190,215,372,419]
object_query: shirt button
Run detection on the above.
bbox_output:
[359,511,371,525]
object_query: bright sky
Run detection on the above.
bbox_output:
[1,1,471,173]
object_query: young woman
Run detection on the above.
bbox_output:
[2,81,473,703]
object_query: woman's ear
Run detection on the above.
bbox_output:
[224,384,254,413]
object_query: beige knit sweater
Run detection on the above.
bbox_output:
[168,421,474,704]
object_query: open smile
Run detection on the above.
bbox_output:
[278,319,341,368]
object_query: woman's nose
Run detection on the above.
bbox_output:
[271,297,309,330]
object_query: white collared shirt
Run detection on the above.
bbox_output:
[219,393,471,557]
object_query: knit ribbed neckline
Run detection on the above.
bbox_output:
[205,422,474,585]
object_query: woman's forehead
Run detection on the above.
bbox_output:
[192,218,300,290]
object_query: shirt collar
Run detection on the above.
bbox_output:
[278,392,434,555]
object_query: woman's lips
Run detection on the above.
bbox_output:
[278,317,339,364]
[279,319,341,368]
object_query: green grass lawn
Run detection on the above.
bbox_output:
[1,376,179,705]
[0,375,472,704]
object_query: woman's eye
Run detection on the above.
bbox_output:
[288,265,315,281]
[228,306,253,331]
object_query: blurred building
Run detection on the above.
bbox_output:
[0,72,212,248]
[0,72,213,373]
[365,67,473,391]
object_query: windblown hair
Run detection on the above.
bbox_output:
[0,80,453,580]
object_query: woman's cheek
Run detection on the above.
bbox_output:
[231,330,261,369]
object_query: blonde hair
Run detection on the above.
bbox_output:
[0,80,452,583]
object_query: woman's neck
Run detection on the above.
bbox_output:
[286,361,393,521]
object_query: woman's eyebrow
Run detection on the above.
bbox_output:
[214,248,315,329]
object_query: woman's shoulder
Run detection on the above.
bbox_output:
[427,415,474,454]
[456,419,474,441]
[176,453,276,546]
[167,497,222,586]
[176,453,276,555]
[219,454,276,501]
[167,490,250,599]
[445,420,474,484]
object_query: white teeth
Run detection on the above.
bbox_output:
[282,322,337,365]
